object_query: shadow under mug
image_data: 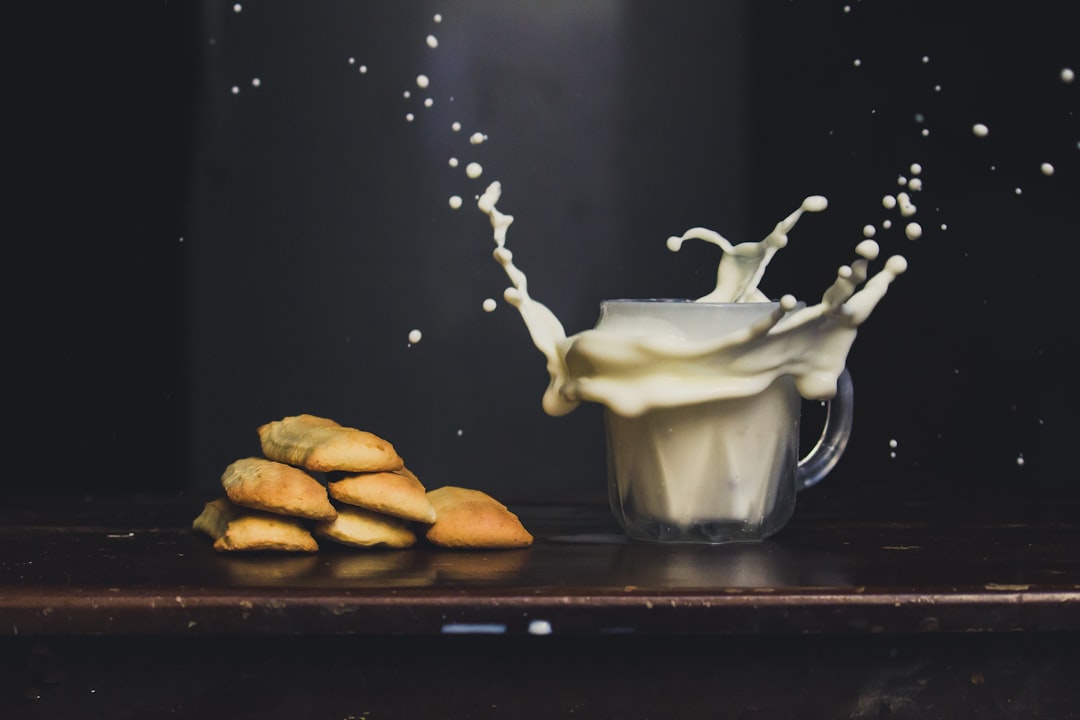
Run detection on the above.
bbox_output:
[597,299,853,544]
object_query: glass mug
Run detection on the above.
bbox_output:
[596,300,853,544]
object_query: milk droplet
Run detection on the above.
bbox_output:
[904,222,923,240]
[483,298,497,312]
[882,219,893,229]
[1062,67,1075,84]
[408,329,423,344]
[843,5,851,13]
[233,3,242,12]
[466,162,483,179]
[882,195,897,209]
[910,163,922,175]
[921,55,929,64]
[359,65,367,74]
[424,98,434,108]
[448,157,459,167]
[451,121,461,132]
[897,192,916,217]
[1040,162,1055,176]
[456,429,464,437]
[885,255,908,275]
[972,123,989,137]
[416,74,430,88]
[921,129,930,137]
[1016,454,1025,466]
[853,59,862,67]
[426,35,439,49]
[908,178,923,191]
[434,13,443,23]
[855,240,879,259]
[934,84,942,92]
[406,113,415,122]
[897,175,907,186]
[348,57,355,64]
[251,77,261,87]
[449,195,463,209]
[914,113,925,123]
[469,132,488,145]
[889,439,898,448]
[940,223,948,231]
[1014,187,1022,195]
[403,90,411,98]
[862,225,877,238]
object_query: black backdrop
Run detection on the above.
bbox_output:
[15,1,1077,505]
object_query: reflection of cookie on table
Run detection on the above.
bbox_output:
[258,414,403,473]
[221,457,337,521]
[216,554,321,585]
[193,497,319,552]
[425,486,534,549]
[324,549,436,587]
[430,548,532,581]
[328,468,436,524]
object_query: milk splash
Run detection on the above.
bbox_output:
[477,182,907,418]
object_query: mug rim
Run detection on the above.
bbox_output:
[600,298,782,307]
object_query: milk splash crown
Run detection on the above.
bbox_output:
[478,181,907,418]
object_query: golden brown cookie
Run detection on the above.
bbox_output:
[193,497,319,552]
[328,469,436,524]
[425,486,533,549]
[221,457,337,521]
[258,414,404,473]
[314,505,417,549]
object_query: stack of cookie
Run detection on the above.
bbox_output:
[193,414,533,552]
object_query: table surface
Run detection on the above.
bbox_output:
[2,491,1078,637]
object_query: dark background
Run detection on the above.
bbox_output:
[13,1,1077,505]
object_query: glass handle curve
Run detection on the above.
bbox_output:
[796,369,854,491]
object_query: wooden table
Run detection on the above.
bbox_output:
[2,491,1078,718]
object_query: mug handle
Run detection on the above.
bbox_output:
[795,369,854,491]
